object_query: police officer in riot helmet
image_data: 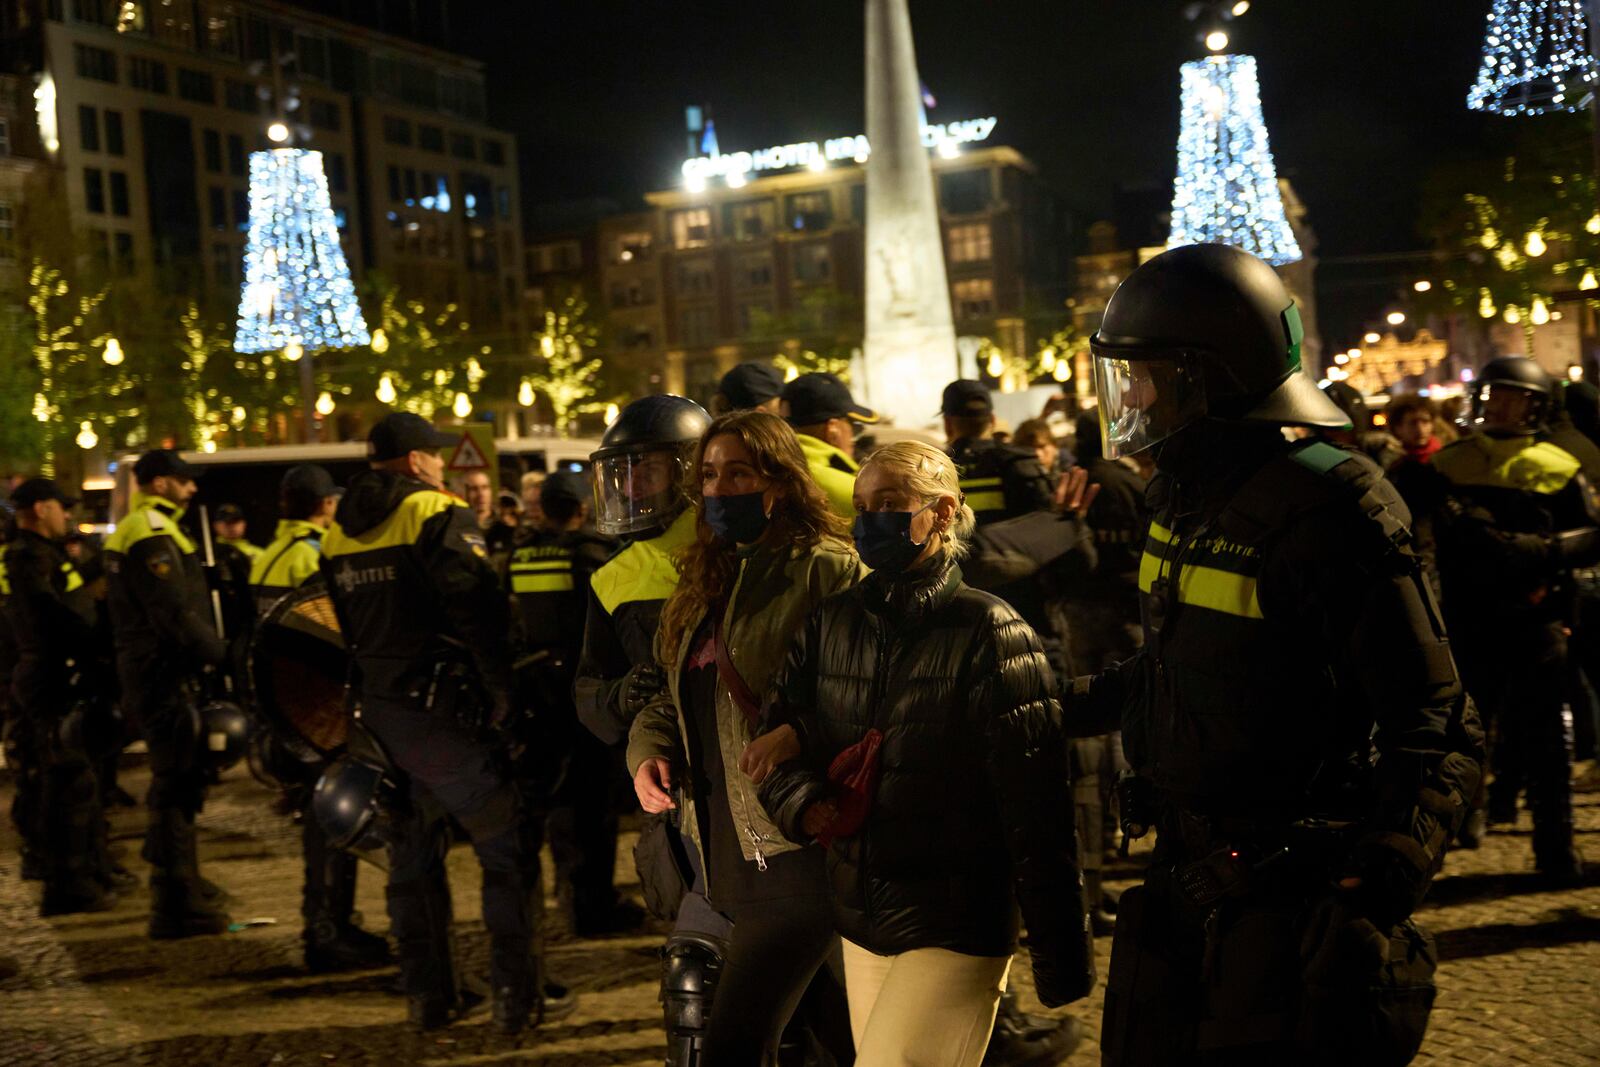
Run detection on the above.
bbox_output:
[506,471,644,936]
[320,413,540,1033]
[3,478,116,915]
[1432,356,1598,879]
[576,394,712,746]
[105,450,234,939]
[1072,244,1483,1065]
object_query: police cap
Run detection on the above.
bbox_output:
[133,449,199,484]
[941,380,993,418]
[540,470,589,509]
[368,412,459,461]
[718,362,785,411]
[10,477,78,510]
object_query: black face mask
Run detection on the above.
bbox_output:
[703,491,771,544]
[852,504,934,574]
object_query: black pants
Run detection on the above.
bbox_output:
[701,892,841,1066]
[545,724,626,923]
[127,683,209,886]
[27,715,104,892]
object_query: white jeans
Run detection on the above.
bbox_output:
[842,939,1012,1067]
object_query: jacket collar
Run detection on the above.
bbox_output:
[130,490,185,523]
[273,518,325,541]
[862,553,962,623]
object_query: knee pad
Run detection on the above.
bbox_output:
[661,933,726,1033]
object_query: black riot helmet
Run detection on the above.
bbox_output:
[200,699,252,773]
[590,395,712,536]
[1470,356,1555,437]
[1320,381,1373,434]
[1091,244,1349,458]
[313,756,401,852]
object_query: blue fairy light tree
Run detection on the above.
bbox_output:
[1467,0,1598,116]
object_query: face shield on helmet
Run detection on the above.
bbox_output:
[592,443,697,536]
[1091,347,1209,459]
[1470,380,1546,437]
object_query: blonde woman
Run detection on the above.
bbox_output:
[742,440,1095,1067]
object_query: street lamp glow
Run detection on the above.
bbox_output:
[1569,364,1584,382]
[376,374,397,404]
[370,328,389,354]
[1364,332,1381,344]
[266,121,290,143]
[452,392,472,419]
[1413,279,1432,292]
[283,339,304,362]
[1232,0,1251,13]
[1385,311,1406,325]
[1053,359,1071,382]
[518,380,535,407]
[1205,29,1230,52]
[1524,230,1547,257]
[1530,296,1551,325]
[75,421,98,450]
[102,336,124,365]
[315,391,335,416]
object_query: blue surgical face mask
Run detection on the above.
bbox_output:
[703,491,771,544]
[852,503,935,574]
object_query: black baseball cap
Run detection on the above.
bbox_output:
[367,412,459,461]
[782,373,878,427]
[10,477,78,509]
[214,503,246,523]
[280,464,340,514]
[940,380,994,418]
[540,470,589,508]
[718,362,785,410]
[132,449,199,484]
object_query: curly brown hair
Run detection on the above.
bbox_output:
[657,411,851,660]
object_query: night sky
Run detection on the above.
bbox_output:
[451,0,1508,341]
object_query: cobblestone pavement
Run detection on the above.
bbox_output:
[0,761,1596,1066]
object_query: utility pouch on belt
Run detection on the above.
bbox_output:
[634,806,692,921]
[419,658,489,735]
[1297,918,1437,1066]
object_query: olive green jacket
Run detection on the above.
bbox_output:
[626,537,866,867]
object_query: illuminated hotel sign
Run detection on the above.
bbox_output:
[681,117,998,186]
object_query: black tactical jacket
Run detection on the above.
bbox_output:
[2,530,98,713]
[759,557,1095,1008]
[507,527,615,666]
[321,471,511,705]
[948,436,1056,524]
[1068,429,1483,920]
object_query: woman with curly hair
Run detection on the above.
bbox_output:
[627,410,866,1064]
[743,440,1095,1066]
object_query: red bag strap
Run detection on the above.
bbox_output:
[711,613,763,733]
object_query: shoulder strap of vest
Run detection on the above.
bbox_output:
[1224,441,1412,559]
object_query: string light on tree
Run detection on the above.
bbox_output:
[452,392,472,419]
[376,374,397,404]
[102,337,123,365]
[1524,228,1548,256]
[1466,0,1598,115]
[315,390,335,416]
[1167,55,1303,266]
[234,148,369,354]
[75,421,97,450]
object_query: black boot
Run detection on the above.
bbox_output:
[303,819,392,972]
[981,989,1083,1066]
[484,866,543,1036]
[41,880,117,917]
[387,867,460,1031]
[146,808,229,940]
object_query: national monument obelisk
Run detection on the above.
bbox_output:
[861,0,957,426]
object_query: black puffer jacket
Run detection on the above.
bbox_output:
[758,556,1095,1007]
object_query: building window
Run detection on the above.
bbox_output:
[483,139,505,166]
[382,116,412,146]
[224,78,258,113]
[670,208,712,250]
[112,231,134,273]
[724,200,774,242]
[108,171,129,216]
[326,153,347,194]
[953,277,995,318]
[203,7,240,55]
[613,231,652,263]
[849,183,865,221]
[947,222,991,264]
[71,0,117,26]
[227,133,245,176]
[178,67,214,104]
[675,258,714,296]
[678,305,716,346]
[792,242,832,284]
[450,132,477,159]
[0,201,14,258]
[609,279,653,308]
[940,170,991,214]
[785,191,833,231]
[128,56,168,93]
[74,44,117,83]
[738,300,773,334]
[83,168,105,213]
[79,105,99,152]
[418,124,444,152]
[307,98,340,131]
[734,252,773,289]
[232,188,249,231]
[387,165,401,202]
[497,187,511,220]
[203,129,221,173]
[296,35,328,81]
[0,119,9,157]
[104,110,124,156]
[209,186,227,231]
[212,242,233,284]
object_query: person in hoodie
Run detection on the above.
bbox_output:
[321,413,539,1035]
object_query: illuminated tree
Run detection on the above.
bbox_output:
[753,288,861,383]
[337,281,485,418]
[1466,0,1598,116]
[520,293,610,432]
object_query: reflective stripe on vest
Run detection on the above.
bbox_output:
[0,559,9,596]
[509,554,575,594]
[959,476,1006,514]
[323,491,460,558]
[60,561,83,593]
[591,508,697,615]
[1138,521,1264,620]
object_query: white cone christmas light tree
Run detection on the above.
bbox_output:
[1167,54,1302,266]
[1467,0,1598,115]
[234,148,369,353]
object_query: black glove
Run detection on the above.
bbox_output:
[1550,527,1600,569]
[621,663,666,720]
[1299,891,1389,989]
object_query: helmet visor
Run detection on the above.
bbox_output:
[1471,380,1545,436]
[1092,349,1208,458]
[592,446,693,536]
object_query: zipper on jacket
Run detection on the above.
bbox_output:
[723,557,771,871]
[857,618,894,928]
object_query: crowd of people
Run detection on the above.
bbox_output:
[0,242,1593,1065]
